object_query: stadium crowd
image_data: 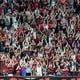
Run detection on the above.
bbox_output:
[0,0,80,77]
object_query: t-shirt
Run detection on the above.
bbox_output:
[26,67,32,73]
[51,0,55,7]
[21,67,26,76]
[34,2,38,9]
[39,24,44,30]
[36,66,42,76]
[5,15,10,26]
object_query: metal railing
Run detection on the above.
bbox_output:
[0,75,80,80]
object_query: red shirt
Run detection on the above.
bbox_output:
[48,23,53,29]
[17,26,23,36]
[48,67,54,74]
[76,54,80,64]
[34,2,38,9]
[62,68,68,76]
[7,67,14,74]
[39,24,44,30]
[32,60,37,70]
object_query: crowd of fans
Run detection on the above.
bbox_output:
[0,0,80,77]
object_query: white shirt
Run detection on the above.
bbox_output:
[45,24,48,30]
[51,0,55,7]
[71,24,74,30]
[36,66,42,76]
[4,0,7,3]
[33,32,36,39]
[71,54,76,62]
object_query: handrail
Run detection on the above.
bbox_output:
[0,75,80,78]
[0,75,80,80]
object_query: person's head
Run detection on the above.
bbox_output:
[43,62,46,66]
[49,63,53,68]
[38,63,42,67]
[27,62,30,67]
